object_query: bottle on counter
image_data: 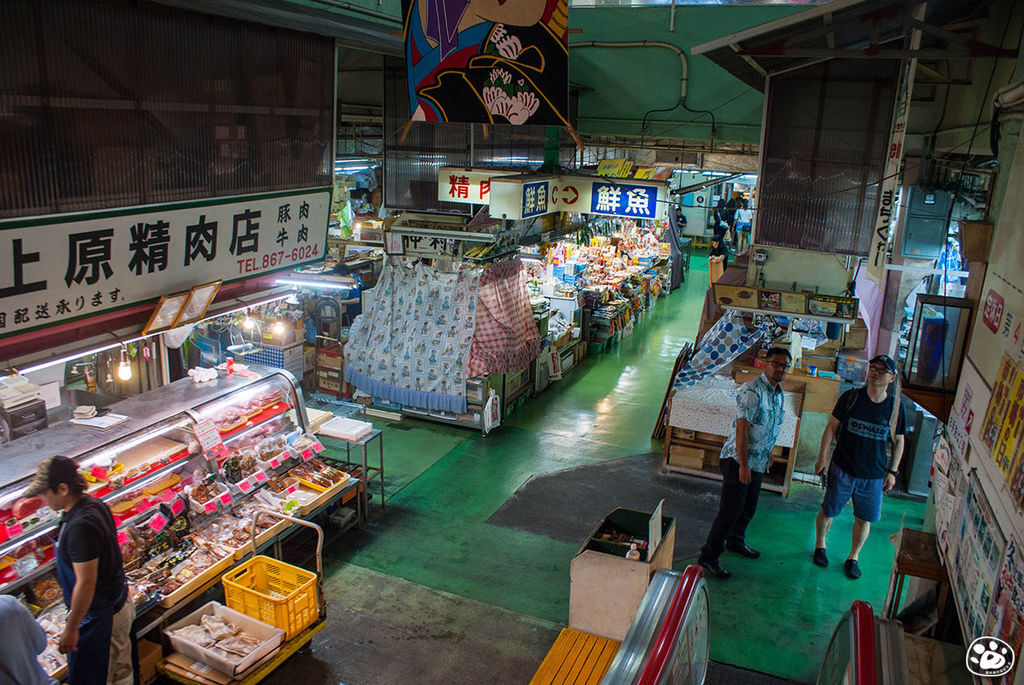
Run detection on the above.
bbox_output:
[625,543,641,561]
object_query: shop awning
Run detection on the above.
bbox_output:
[691,0,1014,92]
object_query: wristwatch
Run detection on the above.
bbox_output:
[886,469,898,477]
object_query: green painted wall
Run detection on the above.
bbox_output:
[568,6,804,144]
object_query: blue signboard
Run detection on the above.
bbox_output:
[589,181,658,218]
[522,181,549,218]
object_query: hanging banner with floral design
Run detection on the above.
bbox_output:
[403,0,568,125]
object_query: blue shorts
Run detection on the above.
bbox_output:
[821,463,883,522]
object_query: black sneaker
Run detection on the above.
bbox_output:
[813,548,829,567]
[844,559,862,579]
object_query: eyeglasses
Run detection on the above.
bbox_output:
[868,365,893,375]
[767,361,791,369]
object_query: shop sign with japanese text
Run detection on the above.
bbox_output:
[0,189,331,338]
[437,168,500,204]
[488,175,667,221]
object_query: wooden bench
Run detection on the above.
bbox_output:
[529,628,621,685]
[533,566,709,684]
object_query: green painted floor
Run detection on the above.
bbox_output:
[312,257,925,684]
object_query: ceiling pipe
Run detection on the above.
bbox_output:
[570,41,716,147]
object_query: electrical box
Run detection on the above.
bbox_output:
[901,187,953,259]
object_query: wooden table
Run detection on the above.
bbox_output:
[884,528,949,620]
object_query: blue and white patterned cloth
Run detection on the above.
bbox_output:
[720,374,786,473]
[672,311,765,388]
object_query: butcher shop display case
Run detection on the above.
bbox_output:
[0,365,339,679]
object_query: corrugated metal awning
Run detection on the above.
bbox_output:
[690,0,1012,92]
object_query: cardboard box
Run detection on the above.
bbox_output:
[842,321,868,350]
[303,345,316,373]
[165,653,232,685]
[669,445,706,469]
[713,283,758,308]
[802,353,837,373]
[137,640,163,685]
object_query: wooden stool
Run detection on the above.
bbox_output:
[884,528,949,620]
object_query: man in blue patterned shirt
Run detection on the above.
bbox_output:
[698,347,791,580]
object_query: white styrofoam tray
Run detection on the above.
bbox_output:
[165,601,284,678]
[318,416,373,441]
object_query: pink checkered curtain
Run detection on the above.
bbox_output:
[467,259,541,377]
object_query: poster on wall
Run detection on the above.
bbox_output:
[0,190,331,339]
[987,538,1024,684]
[953,472,1008,639]
[979,355,1024,508]
[948,373,975,464]
[969,279,1024,384]
[403,0,568,125]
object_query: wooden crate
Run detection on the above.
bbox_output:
[668,445,705,469]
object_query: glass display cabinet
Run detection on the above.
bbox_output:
[902,295,972,391]
[0,366,314,678]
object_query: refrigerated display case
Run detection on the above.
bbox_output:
[0,366,354,680]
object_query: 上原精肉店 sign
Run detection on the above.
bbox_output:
[0,189,330,338]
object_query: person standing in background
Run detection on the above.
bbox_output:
[698,347,792,580]
[0,594,57,685]
[22,457,134,685]
[734,199,753,253]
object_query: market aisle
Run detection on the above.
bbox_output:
[276,257,924,684]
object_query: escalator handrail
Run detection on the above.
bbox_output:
[851,600,877,685]
[637,564,705,685]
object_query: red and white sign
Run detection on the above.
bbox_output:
[268,457,281,469]
[253,470,268,484]
[301,448,315,461]
[219,492,233,506]
[437,168,500,204]
[238,480,252,493]
[984,289,1006,334]
[204,500,218,514]
[170,498,185,516]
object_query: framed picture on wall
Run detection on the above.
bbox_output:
[174,280,222,326]
[142,292,189,335]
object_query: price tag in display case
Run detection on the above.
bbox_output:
[301,448,314,461]
[253,471,268,484]
[170,498,185,517]
[219,492,233,506]
[312,440,325,453]
[238,480,252,494]
[268,457,281,469]
[148,513,168,533]
[194,419,227,461]
[204,500,218,514]
[159,489,176,503]
[117,531,130,546]
[286,485,297,495]
[6,520,24,538]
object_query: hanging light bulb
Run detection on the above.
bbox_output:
[272,320,286,335]
[117,346,133,381]
[243,314,255,330]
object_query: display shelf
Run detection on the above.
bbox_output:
[219,403,295,442]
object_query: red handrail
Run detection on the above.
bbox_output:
[851,600,877,685]
[637,564,704,685]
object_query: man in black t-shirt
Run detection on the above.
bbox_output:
[811,355,906,579]
[23,456,134,684]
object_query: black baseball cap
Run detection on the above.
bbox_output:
[21,456,79,498]
[869,355,898,374]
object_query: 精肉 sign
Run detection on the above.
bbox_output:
[0,189,330,338]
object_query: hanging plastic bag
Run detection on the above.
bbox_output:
[482,389,501,435]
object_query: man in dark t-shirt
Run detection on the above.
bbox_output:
[811,355,906,579]
[24,456,134,684]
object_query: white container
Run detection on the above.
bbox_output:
[165,601,284,678]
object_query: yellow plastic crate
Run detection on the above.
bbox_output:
[221,555,318,640]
